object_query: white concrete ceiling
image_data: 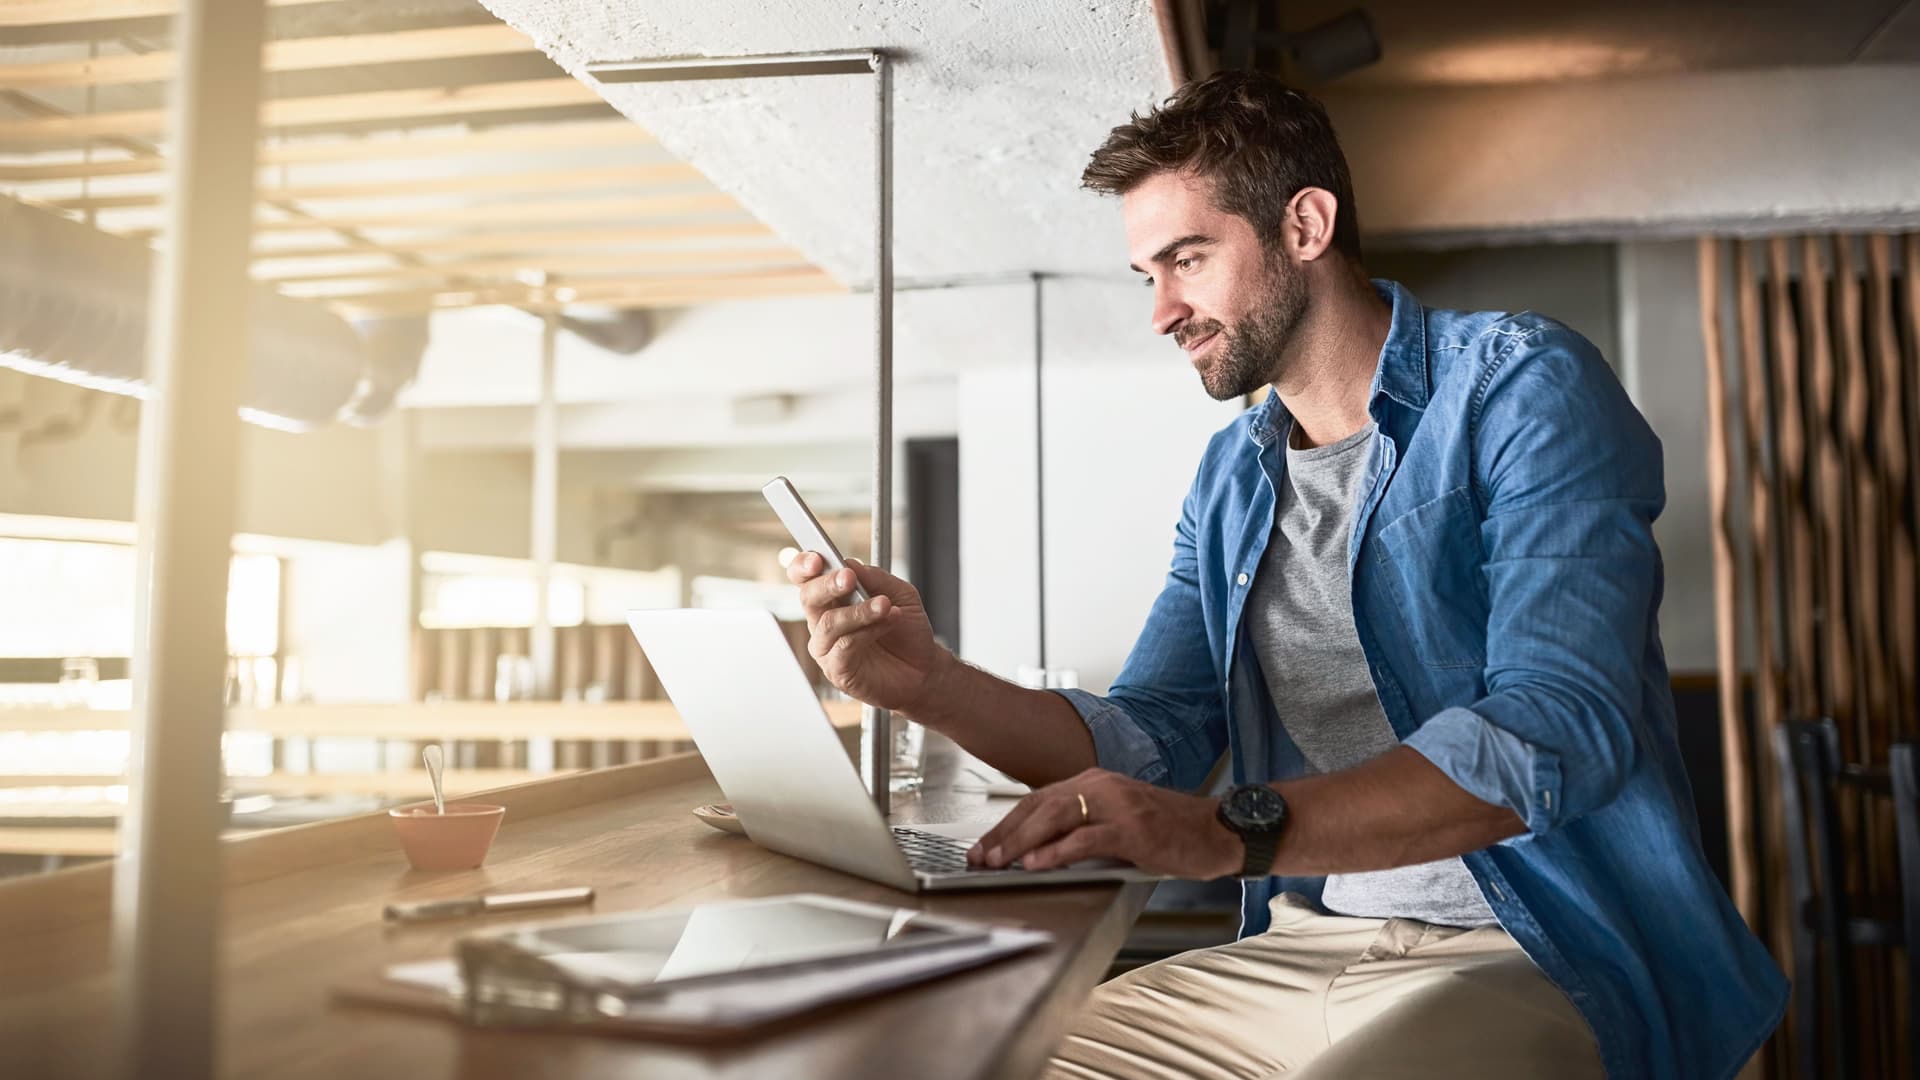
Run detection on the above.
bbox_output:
[478,0,1172,284]
[476,0,1920,285]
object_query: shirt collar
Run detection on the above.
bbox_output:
[1368,278,1431,412]
[1247,277,1429,446]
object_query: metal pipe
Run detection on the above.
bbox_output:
[112,1,268,1076]
[1033,273,1047,671]
[579,45,895,811]
[531,309,559,702]
[867,51,895,815]
[586,50,875,83]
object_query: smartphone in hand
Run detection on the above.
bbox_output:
[761,476,872,605]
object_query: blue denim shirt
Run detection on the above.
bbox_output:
[1055,280,1785,1080]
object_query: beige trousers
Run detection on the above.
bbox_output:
[1046,893,1604,1080]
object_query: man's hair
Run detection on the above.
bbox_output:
[1081,70,1361,261]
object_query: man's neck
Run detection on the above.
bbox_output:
[1272,272,1392,449]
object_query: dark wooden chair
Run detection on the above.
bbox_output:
[1895,742,1920,1080]
[1773,719,1918,1080]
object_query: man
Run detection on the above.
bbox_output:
[787,71,1783,1079]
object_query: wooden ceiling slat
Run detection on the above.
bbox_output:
[0,24,536,89]
[44,162,703,211]
[0,76,601,142]
[0,0,326,27]
[328,268,845,315]
[251,221,778,260]
[0,121,650,182]
[0,10,827,318]
[233,191,742,235]
[260,246,810,286]
[518,277,848,313]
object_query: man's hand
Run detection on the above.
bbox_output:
[785,552,945,713]
[967,768,1241,879]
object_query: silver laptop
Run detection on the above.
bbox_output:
[627,608,1155,892]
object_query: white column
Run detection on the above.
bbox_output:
[112,1,267,1077]
[530,311,559,701]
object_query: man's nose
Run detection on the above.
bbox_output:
[1151,286,1191,338]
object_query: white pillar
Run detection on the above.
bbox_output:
[112,1,267,1077]
[530,311,559,700]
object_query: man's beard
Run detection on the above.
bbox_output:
[1180,254,1308,401]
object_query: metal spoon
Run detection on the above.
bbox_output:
[423,744,446,815]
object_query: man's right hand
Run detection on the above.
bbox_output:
[786,552,944,714]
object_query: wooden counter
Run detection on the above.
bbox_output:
[0,735,1153,1080]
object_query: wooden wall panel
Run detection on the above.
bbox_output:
[1866,238,1916,735]
[1799,237,1854,730]
[1700,231,1919,1079]
[1768,239,1818,721]
[1735,243,1798,1037]
[1835,240,1890,743]
[1698,237,1758,926]
[1908,233,1920,723]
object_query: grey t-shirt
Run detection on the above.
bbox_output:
[1246,421,1497,928]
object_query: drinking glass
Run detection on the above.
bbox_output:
[890,715,927,794]
[859,707,928,794]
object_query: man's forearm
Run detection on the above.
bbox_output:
[1270,745,1526,876]
[901,651,1099,787]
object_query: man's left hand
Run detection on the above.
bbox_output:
[967,768,1242,879]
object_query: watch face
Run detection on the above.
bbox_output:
[1223,785,1287,830]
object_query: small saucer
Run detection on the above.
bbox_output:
[691,802,747,836]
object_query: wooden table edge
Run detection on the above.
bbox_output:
[0,749,721,937]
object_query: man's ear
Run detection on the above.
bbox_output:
[1285,187,1340,263]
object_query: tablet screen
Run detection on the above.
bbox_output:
[478,894,981,992]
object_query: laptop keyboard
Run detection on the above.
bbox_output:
[891,826,980,875]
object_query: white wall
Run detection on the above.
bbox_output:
[1039,363,1240,694]
[957,365,1040,678]
[1615,240,1719,673]
[1369,245,1618,364]
[278,538,413,704]
[957,279,1241,693]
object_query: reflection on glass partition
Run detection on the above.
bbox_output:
[0,502,886,883]
[0,531,288,877]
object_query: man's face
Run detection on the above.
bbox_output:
[1122,171,1308,400]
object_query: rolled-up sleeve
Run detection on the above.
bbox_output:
[1408,325,1664,835]
[1051,687,1172,784]
[1405,705,1566,833]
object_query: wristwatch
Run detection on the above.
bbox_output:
[1216,784,1289,879]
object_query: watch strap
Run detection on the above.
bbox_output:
[1238,828,1279,879]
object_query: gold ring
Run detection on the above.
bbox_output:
[1077,792,1090,823]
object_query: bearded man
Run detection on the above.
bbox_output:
[787,70,1783,1079]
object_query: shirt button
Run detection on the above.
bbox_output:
[1236,572,1249,586]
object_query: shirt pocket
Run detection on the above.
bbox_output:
[1371,486,1488,670]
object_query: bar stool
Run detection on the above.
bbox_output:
[1773,719,1917,1080]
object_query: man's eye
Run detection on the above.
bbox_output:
[1141,277,1155,287]
[1175,257,1197,271]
